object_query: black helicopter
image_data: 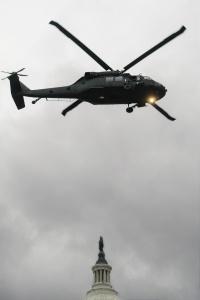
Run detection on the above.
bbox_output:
[2,21,186,120]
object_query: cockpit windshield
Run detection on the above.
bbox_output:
[143,76,152,80]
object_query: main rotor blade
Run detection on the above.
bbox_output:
[50,21,113,71]
[62,100,83,116]
[151,103,176,121]
[122,26,186,73]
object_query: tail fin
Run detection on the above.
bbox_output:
[8,74,29,109]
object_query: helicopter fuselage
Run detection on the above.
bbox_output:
[23,71,166,107]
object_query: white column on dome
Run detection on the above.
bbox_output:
[108,270,110,283]
[94,270,97,283]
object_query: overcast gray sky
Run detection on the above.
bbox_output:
[0,1,199,300]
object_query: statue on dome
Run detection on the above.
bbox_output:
[96,236,107,264]
[99,236,104,251]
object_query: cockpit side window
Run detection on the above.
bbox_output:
[129,75,140,81]
[136,76,141,81]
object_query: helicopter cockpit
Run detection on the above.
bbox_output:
[133,75,154,81]
[143,76,153,80]
[129,75,142,81]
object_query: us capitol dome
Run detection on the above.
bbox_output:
[83,237,123,300]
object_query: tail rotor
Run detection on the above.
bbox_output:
[1,68,27,80]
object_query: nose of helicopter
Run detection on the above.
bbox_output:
[155,82,167,99]
[146,82,167,104]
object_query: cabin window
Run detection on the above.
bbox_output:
[115,76,123,81]
[106,77,114,82]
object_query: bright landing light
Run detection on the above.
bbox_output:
[148,97,156,104]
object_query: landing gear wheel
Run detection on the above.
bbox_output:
[126,107,133,113]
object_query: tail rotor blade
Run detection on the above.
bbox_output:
[16,68,25,73]
[1,71,12,74]
[62,100,83,116]
[151,103,176,121]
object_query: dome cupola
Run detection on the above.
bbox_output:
[84,237,123,300]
